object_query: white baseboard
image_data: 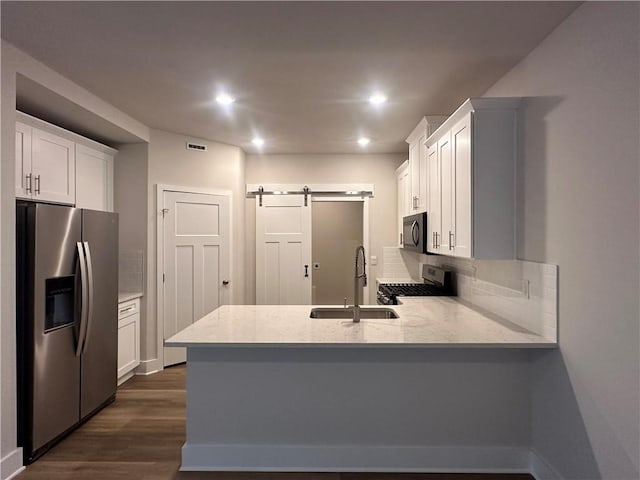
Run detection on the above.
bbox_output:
[1,448,24,480]
[117,370,135,386]
[134,358,162,376]
[530,449,563,480]
[181,444,532,472]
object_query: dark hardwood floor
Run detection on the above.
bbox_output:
[17,365,533,480]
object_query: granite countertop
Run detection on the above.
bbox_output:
[118,292,144,303]
[165,297,556,349]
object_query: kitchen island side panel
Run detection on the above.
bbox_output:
[183,347,532,472]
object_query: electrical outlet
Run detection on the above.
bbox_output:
[370,255,378,266]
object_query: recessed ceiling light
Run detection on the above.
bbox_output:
[252,137,265,147]
[357,137,371,147]
[215,93,235,106]
[369,92,387,105]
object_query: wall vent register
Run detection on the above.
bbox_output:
[186,142,207,152]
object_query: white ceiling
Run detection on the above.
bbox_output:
[1,1,579,153]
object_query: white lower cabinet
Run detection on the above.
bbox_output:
[425,97,520,259]
[117,298,140,385]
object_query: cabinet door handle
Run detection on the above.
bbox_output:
[449,231,454,250]
[432,232,435,248]
[304,265,309,278]
[222,280,230,286]
[435,232,439,249]
[119,306,135,315]
[25,173,32,194]
[34,175,41,194]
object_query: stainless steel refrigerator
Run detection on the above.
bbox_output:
[16,201,118,463]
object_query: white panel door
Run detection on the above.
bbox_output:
[31,127,75,204]
[452,114,472,258]
[163,190,230,366]
[15,122,33,199]
[256,195,312,305]
[76,144,114,211]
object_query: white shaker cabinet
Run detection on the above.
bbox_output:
[117,298,141,385]
[426,141,440,253]
[16,112,116,211]
[396,160,410,245]
[405,116,447,214]
[15,122,32,199]
[16,121,76,205]
[425,97,520,259]
[76,144,114,211]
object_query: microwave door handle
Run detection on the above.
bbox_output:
[75,242,89,357]
[82,242,95,354]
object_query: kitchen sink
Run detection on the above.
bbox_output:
[309,307,399,319]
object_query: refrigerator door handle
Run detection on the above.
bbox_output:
[75,242,89,357]
[82,241,95,354]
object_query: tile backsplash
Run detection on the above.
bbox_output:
[119,250,145,293]
[381,247,558,342]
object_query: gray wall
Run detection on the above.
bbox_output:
[312,201,363,305]
[145,129,246,371]
[245,153,405,304]
[484,3,639,479]
[114,143,149,357]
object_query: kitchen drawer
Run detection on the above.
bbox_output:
[118,299,139,320]
[117,297,140,384]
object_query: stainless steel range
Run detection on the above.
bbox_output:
[377,264,452,305]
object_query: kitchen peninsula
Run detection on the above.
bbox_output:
[166,299,555,473]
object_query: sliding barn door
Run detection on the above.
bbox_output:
[256,195,312,304]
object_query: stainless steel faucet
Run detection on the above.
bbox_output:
[353,245,367,322]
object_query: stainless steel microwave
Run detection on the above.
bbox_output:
[402,212,427,253]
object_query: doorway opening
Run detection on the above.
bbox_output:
[311,200,364,305]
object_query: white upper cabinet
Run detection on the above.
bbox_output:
[31,128,76,205]
[76,144,114,211]
[426,142,440,253]
[405,116,447,214]
[16,121,76,205]
[15,122,32,199]
[16,112,116,211]
[396,160,410,245]
[425,97,520,259]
